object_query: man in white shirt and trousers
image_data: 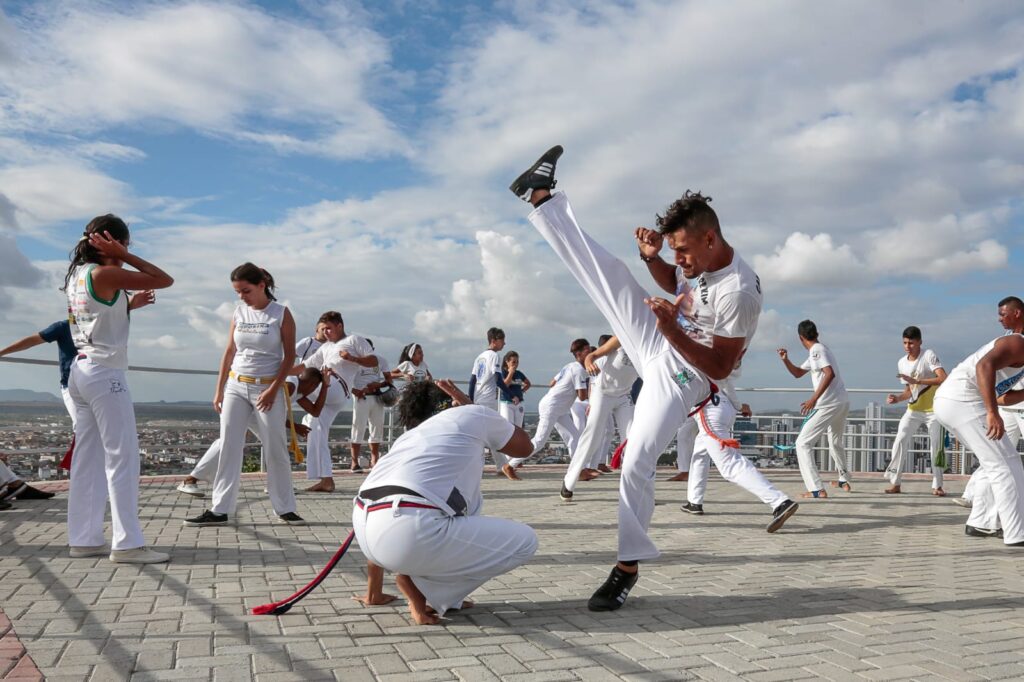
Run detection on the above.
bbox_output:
[778,321,852,498]
[469,327,514,476]
[508,145,798,612]
[884,326,947,496]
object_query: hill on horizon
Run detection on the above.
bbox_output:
[0,389,61,403]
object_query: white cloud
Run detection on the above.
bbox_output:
[752,232,863,287]
[137,334,185,351]
[866,211,1009,277]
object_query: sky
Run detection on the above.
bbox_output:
[0,0,1022,412]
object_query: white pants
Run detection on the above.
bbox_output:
[687,398,788,509]
[564,390,633,491]
[676,418,698,472]
[963,409,1024,502]
[508,407,581,467]
[478,399,508,470]
[935,396,1024,544]
[352,495,538,615]
[67,358,145,550]
[0,460,18,485]
[795,401,851,492]
[887,409,944,488]
[530,192,710,561]
[306,403,343,479]
[60,385,77,426]
[499,401,525,428]
[352,395,384,444]
[587,419,614,469]
[212,378,296,516]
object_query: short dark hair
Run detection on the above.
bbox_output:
[999,296,1024,310]
[797,320,819,341]
[487,327,505,343]
[570,338,590,355]
[598,334,612,346]
[656,190,719,235]
[902,326,922,341]
[396,381,452,429]
[318,310,343,326]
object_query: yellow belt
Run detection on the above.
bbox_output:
[229,372,303,463]
[229,371,276,384]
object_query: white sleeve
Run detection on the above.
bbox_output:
[573,365,588,391]
[303,345,326,369]
[396,360,412,373]
[806,346,831,371]
[712,292,759,339]
[898,360,909,385]
[925,349,943,372]
[479,407,517,450]
[377,355,390,373]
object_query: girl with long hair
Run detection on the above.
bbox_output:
[392,343,433,383]
[65,214,173,563]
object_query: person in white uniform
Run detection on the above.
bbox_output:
[884,326,948,495]
[508,145,798,612]
[934,332,1024,546]
[561,335,636,499]
[63,215,174,563]
[353,379,538,624]
[778,321,851,498]
[301,367,347,492]
[498,351,531,428]
[393,343,433,383]
[296,321,327,364]
[681,401,755,515]
[669,419,698,482]
[185,264,304,527]
[505,339,591,477]
[469,327,513,474]
[350,343,395,471]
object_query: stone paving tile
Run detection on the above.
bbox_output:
[3,469,1022,681]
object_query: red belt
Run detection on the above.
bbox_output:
[355,498,439,513]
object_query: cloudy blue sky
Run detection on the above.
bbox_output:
[1,0,1022,410]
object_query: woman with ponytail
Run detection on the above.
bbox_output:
[393,343,433,383]
[65,214,174,564]
[184,263,305,527]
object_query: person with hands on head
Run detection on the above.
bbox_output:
[778,320,851,498]
[185,263,304,528]
[498,351,531,428]
[64,215,174,563]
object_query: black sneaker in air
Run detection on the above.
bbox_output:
[277,512,307,526]
[965,524,1002,538]
[184,510,228,527]
[767,499,798,533]
[509,145,563,201]
[560,483,573,501]
[680,501,704,515]
[588,565,639,612]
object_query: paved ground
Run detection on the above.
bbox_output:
[2,468,1023,681]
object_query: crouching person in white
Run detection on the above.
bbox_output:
[933,333,1024,546]
[64,215,174,563]
[352,379,538,624]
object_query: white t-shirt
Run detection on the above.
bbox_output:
[937,336,1024,404]
[303,334,373,397]
[295,336,323,363]
[675,254,762,405]
[231,301,286,377]
[396,360,431,382]
[471,349,502,405]
[300,378,348,412]
[539,361,589,414]
[800,342,848,407]
[67,264,131,370]
[359,405,515,516]
[897,348,943,413]
[595,348,639,398]
[354,354,391,391]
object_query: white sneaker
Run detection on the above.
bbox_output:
[110,547,170,564]
[69,545,108,558]
[177,482,204,497]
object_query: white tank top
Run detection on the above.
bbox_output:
[67,264,130,370]
[231,301,286,377]
[937,335,1024,403]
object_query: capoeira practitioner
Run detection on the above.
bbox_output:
[469,327,512,473]
[505,339,591,479]
[352,379,538,624]
[185,264,305,527]
[64,215,174,563]
[296,321,327,363]
[350,344,395,471]
[1,320,82,427]
[933,332,1024,546]
[778,321,852,498]
[509,145,798,611]
[561,335,637,500]
[393,343,433,383]
[301,366,346,492]
[669,419,697,482]
[498,351,531,428]
[0,458,55,510]
[883,326,947,495]
[681,401,755,515]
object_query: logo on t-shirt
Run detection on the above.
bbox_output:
[237,322,271,335]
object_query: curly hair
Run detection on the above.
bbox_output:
[656,190,719,235]
[63,214,131,291]
[396,381,452,429]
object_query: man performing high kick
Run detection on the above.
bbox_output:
[509,145,798,612]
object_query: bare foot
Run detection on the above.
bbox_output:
[884,485,901,494]
[933,487,946,497]
[396,575,440,625]
[501,463,522,481]
[183,476,198,485]
[597,464,613,473]
[667,471,689,482]
[800,490,828,499]
[578,469,600,481]
[838,481,852,492]
[448,599,475,612]
[351,593,398,606]
[306,483,335,493]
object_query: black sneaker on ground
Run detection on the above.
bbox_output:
[16,484,56,500]
[509,145,563,201]
[965,524,1002,538]
[278,512,307,526]
[588,565,639,612]
[767,499,799,533]
[184,510,228,527]
[1,482,27,502]
[680,501,704,515]
[0,499,11,511]
[560,483,573,501]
